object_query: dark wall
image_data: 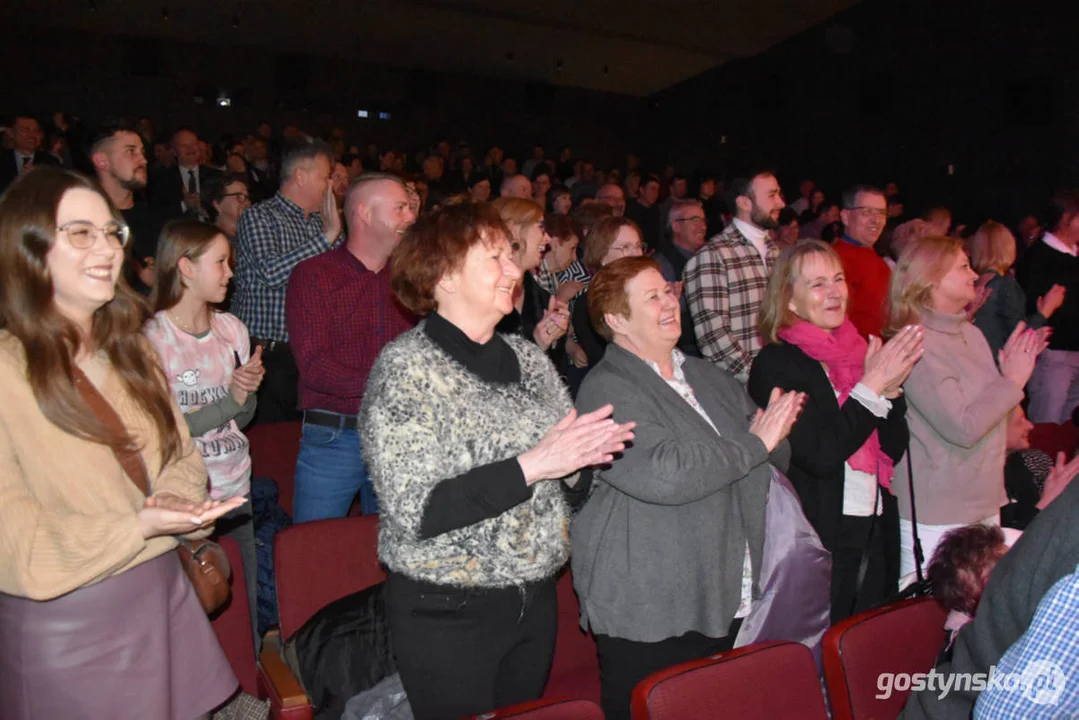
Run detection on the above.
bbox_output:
[655,0,1079,228]
[1,24,649,168]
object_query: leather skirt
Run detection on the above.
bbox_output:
[0,551,238,719]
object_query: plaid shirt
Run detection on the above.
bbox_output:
[232,192,331,342]
[286,245,415,415]
[684,222,778,382]
[974,566,1079,717]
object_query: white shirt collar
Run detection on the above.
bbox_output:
[1042,232,1078,257]
[732,217,767,246]
[643,348,688,382]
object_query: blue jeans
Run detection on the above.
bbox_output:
[1027,349,1079,424]
[292,420,377,523]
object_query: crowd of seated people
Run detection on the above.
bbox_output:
[2,111,1079,720]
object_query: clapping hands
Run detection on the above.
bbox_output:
[230,345,265,406]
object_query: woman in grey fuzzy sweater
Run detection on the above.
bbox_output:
[570,256,804,720]
[360,203,633,720]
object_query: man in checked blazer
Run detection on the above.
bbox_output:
[683,171,786,383]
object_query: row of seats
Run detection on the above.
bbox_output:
[206,420,1070,719]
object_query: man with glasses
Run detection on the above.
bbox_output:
[657,199,708,357]
[89,124,165,295]
[835,185,890,338]
[684,170,784,382]
[211,174,252,243]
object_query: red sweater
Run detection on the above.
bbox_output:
[834,237,891,339]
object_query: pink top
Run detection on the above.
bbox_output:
[144,311,252,500]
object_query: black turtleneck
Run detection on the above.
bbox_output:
[416,312,592,540]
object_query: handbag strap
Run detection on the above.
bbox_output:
[72,364,151,497]
[906,441,925,583]
[848,484,880,617]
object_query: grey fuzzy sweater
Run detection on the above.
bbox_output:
[360,323,574,588]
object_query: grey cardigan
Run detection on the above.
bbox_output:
[571,343,790,643]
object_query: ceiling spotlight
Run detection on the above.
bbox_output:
[231,15,239,29]
[505,52,514,63]
[217,92,232,107]
[555,59,564,72]
[161,6,170,20]
[88,0,97,11]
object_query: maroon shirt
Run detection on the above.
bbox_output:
[286,244,415,415]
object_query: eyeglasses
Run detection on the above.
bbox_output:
[611,242,645,256]
[221,192,251,204]
[851,206,888,219]
[58,220,130,249]
[673,216,706,225]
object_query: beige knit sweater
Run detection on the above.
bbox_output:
[893,308,1024,525]
[0,332,210,601]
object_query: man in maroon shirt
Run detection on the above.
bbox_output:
[286,173,417,521]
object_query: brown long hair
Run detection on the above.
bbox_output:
[0,167,182,464]
[152,219,227,312]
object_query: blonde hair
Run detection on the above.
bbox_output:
[969,221,1017,275]
[758,240,843,343]
[491,196,543,266]
[884,235,965,337]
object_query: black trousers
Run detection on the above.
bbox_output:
[830,506,898,624]
[595,619,742,720]
[386,572,557,720]
[251,340,301,425]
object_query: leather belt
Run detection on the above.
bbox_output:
[303,409,358,430]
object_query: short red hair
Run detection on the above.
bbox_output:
[587,256,661,340]
[391,202,510,316]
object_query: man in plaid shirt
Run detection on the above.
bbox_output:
[684,171,785,382]
[232,139,341,423]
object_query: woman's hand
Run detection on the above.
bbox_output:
[230,345,265,405]
[998,322,1048,388]
[518,404,636,485]
[748,388,806,453]
[555,280,586,305]
[1036,284,1066,319]
[138,495,246,539]
[1036,451,1079,510]
[862,325,924,398]
[566,336,589,368]
[533,297,570,350]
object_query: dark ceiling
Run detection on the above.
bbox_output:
[12,0,861,96]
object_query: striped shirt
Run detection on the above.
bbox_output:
[232,192,333,342]
[684,222,778,383]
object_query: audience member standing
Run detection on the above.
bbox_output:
[233,139,341,424]
[887,236,1044,580]
[625,174,661,249]
[0,168,242,719]
[834,185,891,338]
[655,199,708,357]
[151,128,220,221]
[89,125,166,295]
[751,241,922,621]
[1017,190,1079,423]
[684,170,784,383]
[0,115,58,192]
[971,220,1063,360]
[286,174,416,522]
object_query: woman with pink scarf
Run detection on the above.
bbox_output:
[749,240,924,622]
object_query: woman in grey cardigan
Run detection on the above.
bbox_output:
[360,203,633,720]
[571,256,804,720]
[885,235,1046,582]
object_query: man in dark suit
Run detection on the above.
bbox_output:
[0,115,59,191]
[150,127,220,220]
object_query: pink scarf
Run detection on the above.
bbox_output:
[778,319,894,490]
